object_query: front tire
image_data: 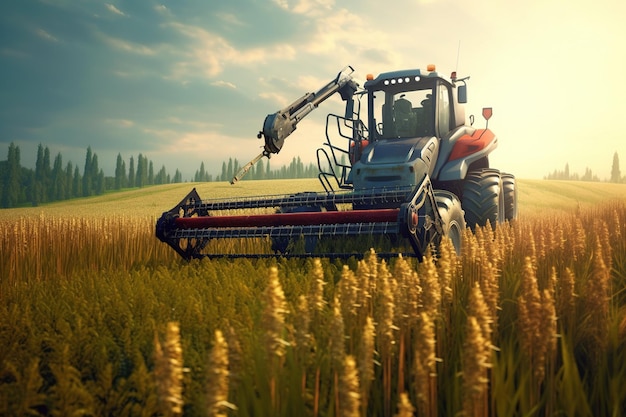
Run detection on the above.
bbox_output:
[435,190,465,255]
[462,168,504,230]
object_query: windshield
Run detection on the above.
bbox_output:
[371,87,435,139]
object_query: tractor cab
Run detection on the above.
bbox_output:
[363,66,466,142]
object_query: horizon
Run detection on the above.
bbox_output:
[1,141,622,183]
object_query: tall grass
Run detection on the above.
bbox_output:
[1,198,626,415]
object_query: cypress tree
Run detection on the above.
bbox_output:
[34,144,46,203]
[115,153,125,189]
[73,166,81,198]
[2,143,21,208]
[96,168,105,194]
[65,161,73,200]
[43,146,51,200]
[128,156,135,187]
[611,152,621,183]
[148,160,154,185]
[173,169,182,183]
[82,147,93,196]
[51,152,64,201]
[221,162,227,181]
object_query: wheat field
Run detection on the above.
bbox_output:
[1,179,625,416]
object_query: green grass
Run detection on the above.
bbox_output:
[516,179,626,213]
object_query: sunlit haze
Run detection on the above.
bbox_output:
[1,0,625,181]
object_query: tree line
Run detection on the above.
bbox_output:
[198,156,320,182]
[0,143,323,208]
[0,143,186,208]
[545,152,624,183]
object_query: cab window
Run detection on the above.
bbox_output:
[372,88,435,138]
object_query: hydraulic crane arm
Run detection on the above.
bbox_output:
[259,66,359,155]
[231,66,358,184]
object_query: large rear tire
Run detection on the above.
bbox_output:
[434,190,465,255]
[462,168,504,230]
[501,172,518,221]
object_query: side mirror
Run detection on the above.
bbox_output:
[482,107,493,120]
[458,85,467,103]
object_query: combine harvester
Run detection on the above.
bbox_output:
[156,65,517,260]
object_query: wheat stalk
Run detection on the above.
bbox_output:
[358,315,375,415]
[154,321,184,416]
[462,316,490,417]
[338,355,361,417]
[414,312,436,417]
[394,392,416,417]
[206,329,235,417]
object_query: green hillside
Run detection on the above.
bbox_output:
[1,178,624,221]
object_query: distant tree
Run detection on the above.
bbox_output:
[95,169,105,194]
[2,143,21,208]
[128,156,135,187]
[115,153,126,189]
[155,165,168,184]
[196,162,206,182]
[82,147,93,197]
[136,154,144,187]
[51,152,65,201]
[64,161,73,199]
[611,152,621,183]
[43,146,51,200]
[581,168,590,182]
[91,153,99,176]
[72,166,81,198]
[221,162,227,181]
[148,160,154,185]
[173,169,182,183]
[34,144,48,204]
[136,154,148,187]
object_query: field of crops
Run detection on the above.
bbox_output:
[1,179,625,416]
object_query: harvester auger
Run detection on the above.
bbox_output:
[156,65,517,260]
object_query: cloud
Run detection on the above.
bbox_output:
[271,0,334,15]
[35,28,59,42]
[292,0,335,16]
[272,0,289,10]
[211,80,237,89]
[216,12,245,26]
[166,22,297,80]
[154,4,170,16]
[259,91,290,107]
[105,3,127,17]
[97,32,156,55]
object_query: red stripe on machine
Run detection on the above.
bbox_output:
[175,209,400,228]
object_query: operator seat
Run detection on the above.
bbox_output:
[415,94,434,136]
[393,96,417,137]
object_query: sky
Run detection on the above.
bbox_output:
[1,0,625,181]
